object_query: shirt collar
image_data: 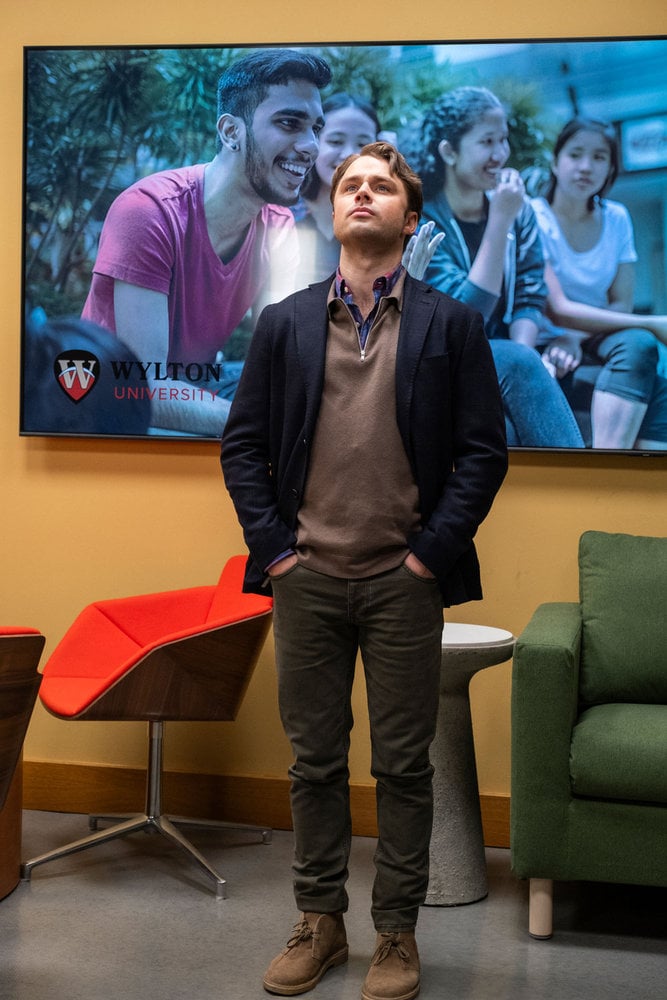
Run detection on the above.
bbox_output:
[335,263,404,303]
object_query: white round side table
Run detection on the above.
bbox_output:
[424,622,516,906]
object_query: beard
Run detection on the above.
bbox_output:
[244,127,308,207]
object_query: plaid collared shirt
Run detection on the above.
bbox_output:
[335,263,404,351]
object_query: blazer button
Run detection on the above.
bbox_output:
[290,488,299,498]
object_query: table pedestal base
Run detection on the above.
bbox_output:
[424,624,515,907]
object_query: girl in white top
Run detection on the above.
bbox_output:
[531,117,667,450]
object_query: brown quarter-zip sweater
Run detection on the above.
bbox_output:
[296,271,422,578]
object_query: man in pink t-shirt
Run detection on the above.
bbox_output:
[82,49,330,437]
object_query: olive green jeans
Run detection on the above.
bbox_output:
[271,562,443,931]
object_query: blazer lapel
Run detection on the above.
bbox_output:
[294,278,332,429]
[395,276,438,436]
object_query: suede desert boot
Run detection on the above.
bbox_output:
[361,931,421,1000]
[263,912,348,995]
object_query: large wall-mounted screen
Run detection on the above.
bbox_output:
[21,37,667,452]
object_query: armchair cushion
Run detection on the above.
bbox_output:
[570,703,667,804]
[100,587,215,644]
[206,554,270,623]
[578,531,667,705]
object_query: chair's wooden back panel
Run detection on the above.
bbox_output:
[76,612,272,722]
[0,633,45,809]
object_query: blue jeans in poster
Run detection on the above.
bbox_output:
[490,339,584,448]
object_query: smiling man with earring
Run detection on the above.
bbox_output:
[82,49,330,436]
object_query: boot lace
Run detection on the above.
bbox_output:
[285,918,313,950]
[372,932,411,966]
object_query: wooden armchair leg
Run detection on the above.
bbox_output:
[529,878,553,939]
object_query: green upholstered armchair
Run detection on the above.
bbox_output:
[511,530,667,938]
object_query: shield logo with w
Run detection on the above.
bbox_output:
[53,351,100,403]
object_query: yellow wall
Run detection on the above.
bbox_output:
[3,1,666,799]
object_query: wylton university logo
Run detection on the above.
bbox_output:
[53,351,100,403]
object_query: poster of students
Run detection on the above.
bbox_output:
[21,38,667,449]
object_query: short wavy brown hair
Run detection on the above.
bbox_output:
[330,141,423,218]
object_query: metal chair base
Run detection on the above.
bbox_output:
[20,721,271,899]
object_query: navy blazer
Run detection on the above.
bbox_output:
[221,273,508,606]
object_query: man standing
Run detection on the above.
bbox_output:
[221,142,507,1000]
[82,49,330,436]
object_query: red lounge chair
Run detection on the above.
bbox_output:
[21,556,272,898]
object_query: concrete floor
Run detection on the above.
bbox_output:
[0,810,664,1000]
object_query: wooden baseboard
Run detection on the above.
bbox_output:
[23,760,510,847]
